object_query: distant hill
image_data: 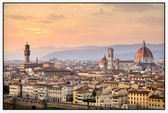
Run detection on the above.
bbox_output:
[4,46,57,61]
[4,45,102,61]
[41,44,164,61]
[4,44,164,61]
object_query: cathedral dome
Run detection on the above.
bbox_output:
[99,55,107,68]
[135,41,154,63]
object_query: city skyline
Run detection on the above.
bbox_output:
[4,3,164,51]
[3,3,165,110]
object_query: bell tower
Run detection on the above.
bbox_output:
[24,42,30,64]
[107,46,114,70]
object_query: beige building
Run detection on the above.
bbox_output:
[9,83,21,97]
[48,85,73,103]
[43,62,55,68]
[22,84,51,100]
[22,84,38,99]
[48,86,63,102]
[73,86,94,104]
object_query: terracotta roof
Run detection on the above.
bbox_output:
[74,86,93,93]
[102,81,119,85]
[119,60,134,63]
[135,41,153,61]
[99,55,107,65]
[128,90,151,95]
[25,63,43,68]
[149,95,164,99]
[43,67,71,72]
[150,63,157,66]
[112,95,126,99]
[131,76,154,78]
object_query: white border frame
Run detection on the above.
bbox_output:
[0,0,167,113]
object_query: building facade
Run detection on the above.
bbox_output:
[99,41,157,71]
[127,90,152,109]
[48,85,73,103]
[9,83,21,97]
[73,86,94,104]
[148,95,165,109]
[22,84,38,99]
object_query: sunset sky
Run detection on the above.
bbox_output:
[4,3,164,51]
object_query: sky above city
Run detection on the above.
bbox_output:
[4,3,164,51]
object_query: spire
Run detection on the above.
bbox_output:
[36,57,38,63]
[143,40,146,46]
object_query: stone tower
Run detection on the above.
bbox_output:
[24,42,30,64]
[114,59,120,70]
[107,46,114,70]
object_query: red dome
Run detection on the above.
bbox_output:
[99,55,107,65]
[135,41,153,62]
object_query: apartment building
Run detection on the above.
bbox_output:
[9,83,21,97]
[127,90,152,109]
[148,95,165,110]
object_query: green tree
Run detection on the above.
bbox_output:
[32,105,36,110]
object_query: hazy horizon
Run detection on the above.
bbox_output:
[4,43,164,61]
[5,42,164,52]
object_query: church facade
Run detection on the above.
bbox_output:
[99,41,157,71]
